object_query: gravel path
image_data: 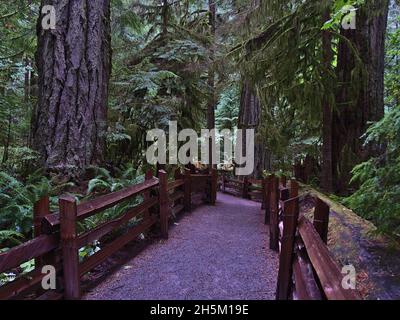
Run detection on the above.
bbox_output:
[84,193,279,300]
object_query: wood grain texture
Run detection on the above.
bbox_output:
[292,253,323,300]
[298,216,362,300]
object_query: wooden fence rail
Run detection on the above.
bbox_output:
[1,167,361,300]
[220,172,263,203]
[270,177,362,300]
[0,168,217,300]
[219,170,362,300]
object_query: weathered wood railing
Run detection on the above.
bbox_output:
[220,171,362,300]
[220,172,263,203]
[266,175,362,300]
[0,168,218,300]
[220,173,244,197]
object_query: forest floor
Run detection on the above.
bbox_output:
[302,188,400,300]
[83,193,278,300]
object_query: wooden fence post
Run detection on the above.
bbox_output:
[184,169,191,212]
[313,197,330,244]
[156,163,166,177]
[264,175,272,225]
[243,177,249,199]
[33,196,50,269]
[269,175,279,251]
[261,178,266,210]
[211,169,218,205]
[276,196,300,300]
[289,179,299,198]
[158,170,169,239]
[59,195,80,300]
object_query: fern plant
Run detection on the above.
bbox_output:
[345,106,400,238]
[0,230,24,247]
[0,170,73,243]
[81,165,145,234]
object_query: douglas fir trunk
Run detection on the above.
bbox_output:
[239,81,269,179]
[333,0,389,194]
[33,0,111,176]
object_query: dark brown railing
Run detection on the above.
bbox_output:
[0,168,218,300]
[220,173,263,203]
[0,167,362,300]
[220,171,362,300]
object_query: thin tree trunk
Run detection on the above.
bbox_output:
[24,57,31,103]
[321,4,333,192]
[161,0,169,39]
[207,0,216,167]
[33,0,112,177]
[2,111,12,164]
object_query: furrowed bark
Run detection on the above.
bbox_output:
[239,81,270,178]
[333,0,389,194]
[34,0,111,177]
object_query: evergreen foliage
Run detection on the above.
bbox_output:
[0,0,399,241]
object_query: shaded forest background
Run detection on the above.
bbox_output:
[0,0,399,251]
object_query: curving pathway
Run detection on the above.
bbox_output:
[84,193,279,300]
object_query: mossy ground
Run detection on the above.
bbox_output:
[300,185,400,300]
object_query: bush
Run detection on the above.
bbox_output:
[0,171,73,245]
[345,106,400,238]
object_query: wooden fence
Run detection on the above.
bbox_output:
[221,171,362,300]
[0,168,217,300]
[220,172,264,203]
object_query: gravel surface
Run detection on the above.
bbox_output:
[84,193,279,300]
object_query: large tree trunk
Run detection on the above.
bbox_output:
[239,81,268,178]
[33,0,111,176]
[332,0,389,194]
